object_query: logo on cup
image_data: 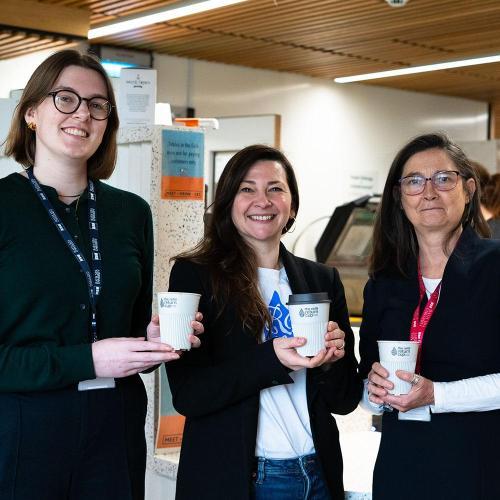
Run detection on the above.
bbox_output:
[160,297,178,308]
[391,346,412,357]
[298,306,319,318]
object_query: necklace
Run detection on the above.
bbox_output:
[58,191,85,198]
[75,192,83,215]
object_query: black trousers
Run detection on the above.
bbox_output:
[0,375,147,500]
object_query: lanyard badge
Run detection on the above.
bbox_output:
[399,265,441,423]
[27,168,114,390]
[409,265,442,373]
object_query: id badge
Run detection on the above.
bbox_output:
[78,377,116,391]
[398,405,431,422]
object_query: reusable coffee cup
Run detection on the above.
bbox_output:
[377,340,420,395]
[287,292,331,357]
[157,292,201,350]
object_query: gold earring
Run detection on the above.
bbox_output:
[27,122,37,131]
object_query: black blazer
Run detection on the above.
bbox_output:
[359,227,500,500]
[165,245,362,500]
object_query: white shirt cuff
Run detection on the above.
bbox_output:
[431,374,500,413]
[359,378,384,415]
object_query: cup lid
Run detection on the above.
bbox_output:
[287,292,331,305]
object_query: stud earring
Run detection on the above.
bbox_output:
[27,122,37,131]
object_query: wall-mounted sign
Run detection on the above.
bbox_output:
[348,171,376,199]
[155,370,185,450]
[161,129,204,200]
[119,68,156,127]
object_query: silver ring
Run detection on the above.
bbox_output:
[337,341,345,350]
[381,402,393,412]
[410,374,421,386]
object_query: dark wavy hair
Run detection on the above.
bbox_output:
[370,133,490,277]
[175,144,299,337]
[4,49,119,180]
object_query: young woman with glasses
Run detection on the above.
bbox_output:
[0,49,202,500]
[359,133,500,499]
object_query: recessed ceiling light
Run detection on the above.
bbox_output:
[334,54,500,83]
[88,0,247,39]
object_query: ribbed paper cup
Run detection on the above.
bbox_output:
[158,292,201,350]
[288,293,331,357]
[377,341,419,395]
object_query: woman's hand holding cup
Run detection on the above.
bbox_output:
[367,362,435,410]
[367,362,393,404]
[273,334,338,371]
[92,337,181,378]
[147,312,204,349]
[381,371,435,412]
[323,321,346,363]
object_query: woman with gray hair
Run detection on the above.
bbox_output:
[359,133,500,499]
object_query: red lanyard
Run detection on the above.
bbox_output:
[410,265,441,373]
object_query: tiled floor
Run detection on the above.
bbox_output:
[339,326,379,498]
[341,430,380,497]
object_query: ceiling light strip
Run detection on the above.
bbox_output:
[334,54,500,83]
[88,0,247,39]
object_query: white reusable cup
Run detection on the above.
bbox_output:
[157,292,201,350]
[377,340,420,395]
[287,292,331,357]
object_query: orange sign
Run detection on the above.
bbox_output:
[156,414,185,449]
[161,176,204,200]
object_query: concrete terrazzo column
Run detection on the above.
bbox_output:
[147,126,205,478]
[115,125,205,483]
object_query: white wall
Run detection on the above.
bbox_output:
[153,54,488,257]
[0,43,88,99]
[0,50,54,98]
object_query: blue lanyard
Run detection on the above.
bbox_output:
[27,167,102,343]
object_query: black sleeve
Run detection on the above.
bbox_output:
[164,260,293,418]
[308,267,362,415]
[130,203,154,337]
[358,278,380,380]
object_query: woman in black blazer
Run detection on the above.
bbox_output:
[165,145,362,499]
[359,133,500,499]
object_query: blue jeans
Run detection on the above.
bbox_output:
[252,453,332,500]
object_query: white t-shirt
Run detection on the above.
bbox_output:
[255,266,315,459]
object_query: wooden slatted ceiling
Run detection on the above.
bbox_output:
[0,29,75,59]
[3,0,500,102]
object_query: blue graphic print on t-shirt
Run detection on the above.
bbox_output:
[264,290,293,341]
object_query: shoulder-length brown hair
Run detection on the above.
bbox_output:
[176,144,300,337]
[370,133,490,278]
[483,173,500,218]
[4,49,119,180]
[472,161,500,218]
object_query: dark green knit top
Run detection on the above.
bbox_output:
[0,172,153,392]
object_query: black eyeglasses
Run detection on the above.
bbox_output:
[399,170,464,196]
[47,89,112,120]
